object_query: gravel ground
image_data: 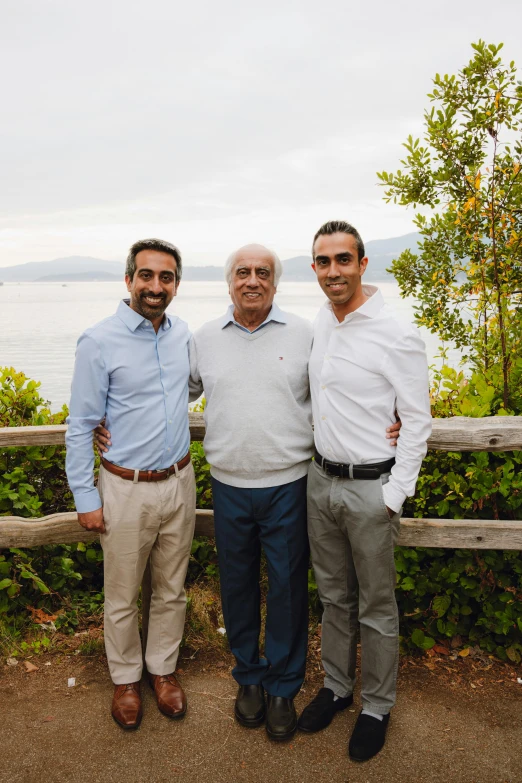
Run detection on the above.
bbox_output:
[1,652,521,783]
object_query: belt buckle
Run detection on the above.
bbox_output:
[323,458,341,477]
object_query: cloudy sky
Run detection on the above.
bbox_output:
[1,0,521,267]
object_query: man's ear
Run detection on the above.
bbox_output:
[359,257,369,276]
[311,262,316,274]
[125,274,132,292]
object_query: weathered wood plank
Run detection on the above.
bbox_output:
[1,415,521,451]
[0,510,215,548]
[187,412,205,442]
[0,512,98,547]
[0,425,68,447]
[2,510,522,550]
[398,518,522,549]
[0,412,206,447]
[429,416,522,452]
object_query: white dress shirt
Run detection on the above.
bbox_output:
[309,285,432,513]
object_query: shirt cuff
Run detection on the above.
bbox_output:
[382,482,406,515]
[74,488,102,514]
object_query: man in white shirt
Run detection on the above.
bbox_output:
[297,221,432,761]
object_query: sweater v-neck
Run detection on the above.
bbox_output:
[228,320,284,341]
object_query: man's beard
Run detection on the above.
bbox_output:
[131,291,169,321]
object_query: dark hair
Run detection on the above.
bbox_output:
[312,221,365,262]
[126,238,182,283]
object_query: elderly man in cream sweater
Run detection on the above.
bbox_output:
[189,245,313,741]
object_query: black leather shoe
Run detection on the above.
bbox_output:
[298,687,353,733]
[349,711,390,761]
[234,685,265,727]
[266,695,297,741]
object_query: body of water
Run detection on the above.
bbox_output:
[0,280,454,410]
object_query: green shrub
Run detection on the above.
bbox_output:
[0,367,72,517]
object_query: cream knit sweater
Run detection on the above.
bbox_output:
[190,312,314,488]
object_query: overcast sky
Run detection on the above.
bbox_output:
[1,0,521,267]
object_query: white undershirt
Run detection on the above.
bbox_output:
[309,285,432,513]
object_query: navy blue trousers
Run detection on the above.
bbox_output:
[211,475,309,699]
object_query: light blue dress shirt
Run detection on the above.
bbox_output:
[221,302,288,333]
[65,299,191,513]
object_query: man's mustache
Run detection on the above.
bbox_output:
[140,292,166,303]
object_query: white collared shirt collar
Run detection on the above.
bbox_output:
[324,284,384,325]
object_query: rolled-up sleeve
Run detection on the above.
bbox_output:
[65,334,109,513]
[380,330,432,513]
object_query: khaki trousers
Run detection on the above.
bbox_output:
[98,462,196,685]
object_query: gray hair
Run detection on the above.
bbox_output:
[126,238,182,283]
[224,244,283,286]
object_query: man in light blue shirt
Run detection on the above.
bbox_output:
[66,238,196,730]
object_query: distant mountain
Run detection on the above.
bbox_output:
[0,256,125,283]
[281,256,314,281]
[0,233,421,283]
[364,232,422,280]
[37,271,123,282]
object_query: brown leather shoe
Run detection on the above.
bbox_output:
[111,682,142,730]
[149,673,187,719]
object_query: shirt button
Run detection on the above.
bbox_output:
[166,392,169,396]
[321,385,326,389]
[321,416,326,420]
[169,420,172,424]
[167,447,171,451]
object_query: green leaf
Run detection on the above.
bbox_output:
[433,595,451,617]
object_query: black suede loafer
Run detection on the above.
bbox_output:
[234,685,266,727]
[298,687,353,733]
[348,711,390,761]
[266,695,297,741]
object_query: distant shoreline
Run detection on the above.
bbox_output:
[1,273,393,284]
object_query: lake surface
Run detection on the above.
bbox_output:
[0,280,455,410]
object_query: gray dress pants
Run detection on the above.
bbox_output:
[307,460,401,715]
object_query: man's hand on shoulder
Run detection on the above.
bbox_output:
[77,508,106,534]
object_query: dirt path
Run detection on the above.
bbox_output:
[1,652,521,783]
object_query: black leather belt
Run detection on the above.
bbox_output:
[314,450,395,480]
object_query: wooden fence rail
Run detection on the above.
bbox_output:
[1,415,522,551]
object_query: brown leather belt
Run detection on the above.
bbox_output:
[101,452,191,482]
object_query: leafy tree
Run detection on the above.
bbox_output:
[378,41,522,413]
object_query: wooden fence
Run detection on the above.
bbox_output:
[2,414,521,654]
[1,413,522,550]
